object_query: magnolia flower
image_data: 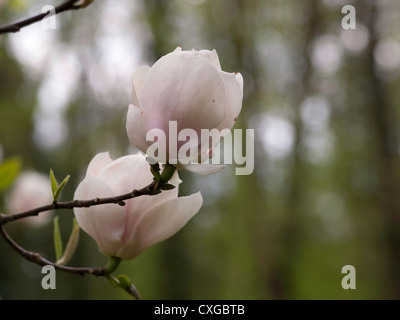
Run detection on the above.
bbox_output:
[73,152,202,260]
[126,47,243,175]
[7,171,53,227]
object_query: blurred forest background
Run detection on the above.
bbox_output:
[1,0,400,299]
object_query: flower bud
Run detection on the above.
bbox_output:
[7,171,53,227]
[73,152,202,260]
[126,47,243,175]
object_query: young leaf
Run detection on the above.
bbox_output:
[116,274,131,290]
[160,183,175,191]
[150,162,161,180]
[105,274,140,299]
[0,157,22,192]
[49,169,58,199]
[53,175,70,202]
[53,216,64,261]
[106,256,121,274]
[56,218,80,266]
[105,275,119,288]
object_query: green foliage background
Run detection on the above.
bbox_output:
[0,0,399,299]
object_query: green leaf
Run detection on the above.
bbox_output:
[56,218,80,266]
[53,216,64,261]
[105,275,119,288]
[105,274,140,300]
[54,175,70,202]
[160,183,175,191]
[159,164,177,184]
[116,274,131,290]
[0,157,22,192]
[106,256,121,274]
[150,162,161,181]
[49,169,58,199]
[50,169,70,202]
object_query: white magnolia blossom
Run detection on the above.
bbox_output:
[126,47,243,175]
[7,171,53,227]
[73,152,203,260]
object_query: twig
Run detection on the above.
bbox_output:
[0,179,158,226]
[0,179,158,273]
[0,163,176,299]
[0,224,107,276]
[0,178,157,299]
[0,0,91,35]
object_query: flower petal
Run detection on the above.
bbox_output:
[74,173,125,257]
[198,49,222,70]
[118,192,203,260]
[98,154,180,198]
[126,104,151,154]
[132,65,150,107]
[97,154,181,244]
[180,163,226,175]
[98,153,154,194]
[139,50,227,135]
[236,72,244,92]
[87,152,113,176]
[217,72,243,130]
[7,171,53,228]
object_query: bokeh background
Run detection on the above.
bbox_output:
[1,0,400,299]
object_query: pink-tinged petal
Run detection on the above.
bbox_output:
[132,65,150,107]
[7,171,53,228]
[87,152,113,176]
[98,154,181,244]
[73,173,125,257]
[98,154,180,199]
[118,192,203,260]
[173,47,182,52]
[198,49,222,70]
[139,50,227,135]
[217,71,244,130]
[180,163,226,175]
[98,153,154,194]
[236,72,244,92]
[126,104,150,154]
[197,128,232,163]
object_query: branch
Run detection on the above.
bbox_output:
[0,0,92,35]
[0,179,159,225]
[0,178,158,300]
[0,163,176,299]
[0,224,107,276]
